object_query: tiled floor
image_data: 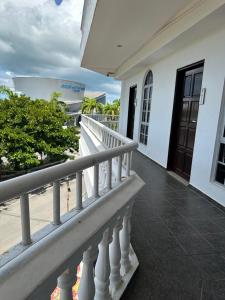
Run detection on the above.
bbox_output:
[122,151,225,300]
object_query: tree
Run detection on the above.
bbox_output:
[0,85,14,98]
[103,99,120,118]
[0,91,79,171]
[81,97,103,114]
[50,91,68,112]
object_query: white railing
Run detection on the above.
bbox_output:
[85,114,119,132]
[0,116,144,300]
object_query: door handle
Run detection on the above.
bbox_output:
[191,120,197,123]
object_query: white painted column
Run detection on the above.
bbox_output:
[78,246,98,300]
[57,269,76,300]
[109,218,123,294]
[94,229,112,300]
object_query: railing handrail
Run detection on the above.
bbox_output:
[82,114,131,144]
[0,142,137,204]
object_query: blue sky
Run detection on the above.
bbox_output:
[0,0,121,102]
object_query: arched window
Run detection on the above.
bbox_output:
[139,70,153,145]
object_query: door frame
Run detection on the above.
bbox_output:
[167,60,205,177]
[126,84,137,139]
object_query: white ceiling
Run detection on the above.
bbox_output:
[81,0,192,75]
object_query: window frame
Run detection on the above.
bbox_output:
[212,80,225,186]
[139,70,153,145]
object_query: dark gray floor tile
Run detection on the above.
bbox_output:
[203,232,225,252]
[191,254,225,280]
[202,279,225,300]
[186,218,224,234]
[174,233,214,255]
[123,151,225,300]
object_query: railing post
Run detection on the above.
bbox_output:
[117,155,122,183]
[94,164,99,198]
[126,152,131,177]
[75,171,83,210]
[107,159,112,190]
[20,194,32,245]
[95,229,112,300]
[57,269,76,300]
[120,205,132,275]
[53,180,61,225]
[109,218,123,294]
[78,246,98,300]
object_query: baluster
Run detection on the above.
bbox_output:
[117,155,122,183]
[75,171,83,210]
[107,159,112,190]
[78,246,98,300]
[95,229,112,300]
[120,206,133,275]
[53,180,61,225]
[126,152,131,177]
[108,135,111,148]
[94,164,99,198]
[109,218,123,294]
[57,269,76,300]
[20,193,32,245]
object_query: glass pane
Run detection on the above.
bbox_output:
[147,111,150,123]
[184,75,192,97]
[144,87,148,99]
[149,86,152,99]
[145,71,153,85]
[144,134,148,145]
[142,112,146,122]
[147,100,151,111]
[218,143,225,163]
[193,72,203,96]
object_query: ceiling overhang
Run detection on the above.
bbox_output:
[80,0,225,79]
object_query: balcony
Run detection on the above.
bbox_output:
[1,115,225,299]
[0,115,144,300]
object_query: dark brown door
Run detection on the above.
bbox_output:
[168,63,204,180]
[127,85,136,139]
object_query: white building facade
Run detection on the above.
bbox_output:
[13,76,85,112]
[80,0,225,207]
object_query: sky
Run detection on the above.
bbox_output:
[0,0,121,102]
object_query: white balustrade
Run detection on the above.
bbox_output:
[78,246,97,300]
[20,193,31,245]
[75,171,83,210]
[0,114,143,300]
[57,269,76,300]
[109,217,123,294]
[95,229,112,300]
[53,180,61,225]
[120,205,133,275]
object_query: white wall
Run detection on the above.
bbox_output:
[120,25,225,206]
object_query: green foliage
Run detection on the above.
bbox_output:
[81,97,103,114]
[0,89,79,171]
[103,99,120,117]
[50,91,69,112]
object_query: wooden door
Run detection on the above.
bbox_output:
[127,85,136,139]
[169,64,204,180]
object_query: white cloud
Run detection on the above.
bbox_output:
[0,0,121,100]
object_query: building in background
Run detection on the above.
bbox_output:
[84,91,106,104]
[13,76,85,112]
